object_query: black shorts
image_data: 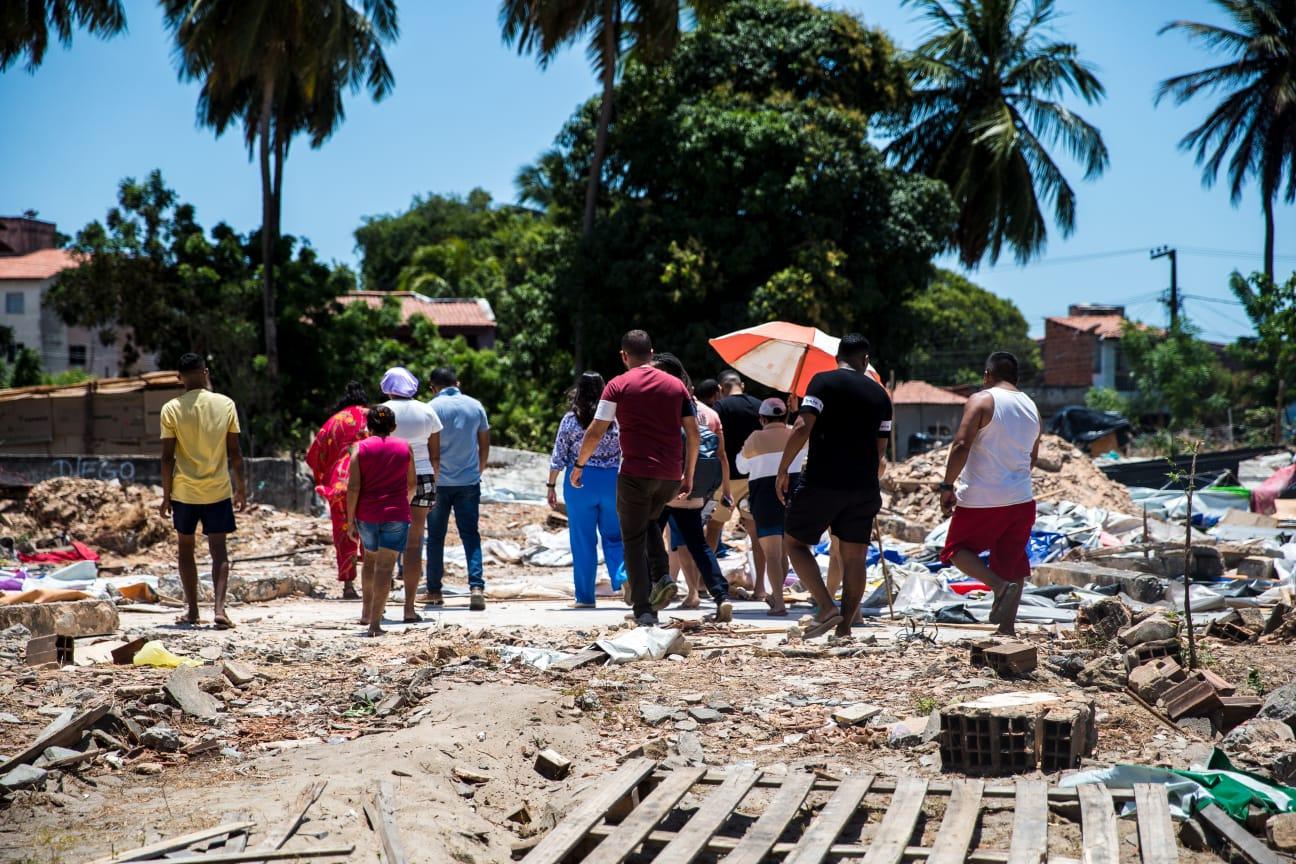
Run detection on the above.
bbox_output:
[784,484,879,545]
[411,474,436,509]
[172,499,236,536]
[748,475,797,538]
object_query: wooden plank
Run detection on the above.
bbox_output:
[1133,784,1177,864]
[1196,803,1283,864]
[1078,785,1119,864]
[662,771,1137,803]
[784,772,875,864]
[370,781,408,864]
[1006,779,1048,864]
[928,779,985,864]
[86,822,258,864]
[520,757,656,864]
[257,781,327,853]
[587,823,1079,863]
[863,777,929,864]
[132,847,352,864]
[724,771,817,864]
[583,766,706,864]
[548,648,607,672]
[654,765,758,864]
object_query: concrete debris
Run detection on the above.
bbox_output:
[140,724,182,752]
[1085,598,1132,643]
[1117,615,1179,647]
[1128,657,1185,704]
[1222,718,1295,750]
[639,703,678,727]
[831,703,882,726]
[1259,682,1296,734]
[1077,655,1127,691]
[0,764,48,790]
[533,748,570,780]
[25,478,171,555]
[1268,813,1296,852]
[0,599,120,640]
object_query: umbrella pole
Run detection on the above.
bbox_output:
[873,522,897,620]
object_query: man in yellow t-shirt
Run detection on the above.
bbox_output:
[160,353,246,629]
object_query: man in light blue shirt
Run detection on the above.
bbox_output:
[425,366,491,609]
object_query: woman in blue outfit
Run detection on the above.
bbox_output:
[546,372,626,607]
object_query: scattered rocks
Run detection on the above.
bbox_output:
[534,748,571,781]
[140,724,182,753]
[133,762,163,776]
[687,707,723,724]
[1222,718,1295,750]
[0,764,48,790]
[1259,682,1296,733]
[831,703,883,726]
[639,703,678,727]
[1088,599,1133,643]
[1077,655,1127,691]
[1268,813,1296,852]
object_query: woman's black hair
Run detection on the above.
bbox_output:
[650,352,692,393]
[366,404,397,437]
[332,380,369,413]
[570,371,605,428]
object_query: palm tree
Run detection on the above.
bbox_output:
[499,0,722,368]
[1157,0,1296,281]
[161,0,398,376]
[888,0,1108,267]
[1,0,125,73]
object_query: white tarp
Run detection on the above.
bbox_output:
[594,627,690,664]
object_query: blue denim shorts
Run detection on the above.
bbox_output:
[356,520,410,553]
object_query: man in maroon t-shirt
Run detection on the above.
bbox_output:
[572,330,699,626]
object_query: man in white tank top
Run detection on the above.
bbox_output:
[937,352,1041,635]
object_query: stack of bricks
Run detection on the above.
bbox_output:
[970,641,1038,677]
[939,696,1096,775]
[1131,656,1262,733]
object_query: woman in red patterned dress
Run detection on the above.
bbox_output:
[307,381,370,599]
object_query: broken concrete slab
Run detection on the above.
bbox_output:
[220,660,257,686]
[1260,682,1296,734]
[1222,718,1295,750]
[831,703,883,726]
[1268,813,1296,852]
[687,707,723,723]
[140,724,182,752]
[1118,615,1178,647]
[0,764,47,790]
[639,703,678,727]
[164,667,221,719]
[1128,658,1185,704]
[0,599,119,639]
[1236,556,1277,580]
[1036,562,1153,599]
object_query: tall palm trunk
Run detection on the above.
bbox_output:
[574,0,618,373]
[258,80,280,379]
[1278,375,1287,445]
[1262,191,1275,282]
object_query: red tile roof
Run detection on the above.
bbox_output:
[892,380,969,405]
[0,248,81,280]
[1046,314,1126,340]
[335,291,496,328]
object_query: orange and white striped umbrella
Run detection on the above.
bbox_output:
[708,322,842,396]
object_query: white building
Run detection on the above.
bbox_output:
[0,216,156,378]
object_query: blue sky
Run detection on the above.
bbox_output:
[2,0,1293,342]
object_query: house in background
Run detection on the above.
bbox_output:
[334,291,497,349]
[1037,303,1136,415]
[0,215,158,378]
[892,380,968,459]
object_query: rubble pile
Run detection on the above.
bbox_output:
[24,478,171,555]
[883,435,1136,528]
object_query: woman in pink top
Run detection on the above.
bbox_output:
[346,405,415,637]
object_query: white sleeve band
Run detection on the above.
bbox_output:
[801,395,824,413]
[879,420,892,432]
[594,400,618,422]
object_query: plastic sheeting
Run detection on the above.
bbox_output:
[497,646,574,670]
[594,627,690,664]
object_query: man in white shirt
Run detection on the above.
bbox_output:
[380,366,441,624]
[939,352,1042,636]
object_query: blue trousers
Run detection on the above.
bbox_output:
[426,483,483,592]
[565,466,625,604]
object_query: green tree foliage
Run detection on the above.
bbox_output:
[522,0,953,379]
[160,0,399,377]
[1121,319,1230,429]
[1157,1,1296,280]
[889,0,1108,266]
[0,0,125,72]
[354,189,573,435]
[47,170,357,452]
[11,347,43,388]
[1229,270,1296,441]
[903,269,1040,384]
[1084,386,1132,417]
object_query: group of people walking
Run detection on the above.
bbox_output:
[159,332,1042,639]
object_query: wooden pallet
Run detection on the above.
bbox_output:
[519,760,1205,864]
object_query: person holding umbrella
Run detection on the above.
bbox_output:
[776,334,892,638]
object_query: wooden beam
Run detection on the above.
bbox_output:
[136,847,351,864]
[364,782,407,864]
[784,773,874,864]
[1006,779,1048,864]
[653,765,758,864]
[582,766,705,864]
[1196,803,1282,864]
[257,781,327,854]
[863,777,928,864]
[520,758,656,864]
[86,824,258,864]
[928,779,984,864]
[724,771,817,864]
[1078,785,1119,864]
[1133,784,1178,864]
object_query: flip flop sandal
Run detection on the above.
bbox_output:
[800,613,843,639]
[213,616,235,630]
[403,614,424,623]
[174,615,200,627]
[767,607,789,617]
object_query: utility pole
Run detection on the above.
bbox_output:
[1151,246,1178,330]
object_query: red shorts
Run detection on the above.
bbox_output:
[939,500,1036,583]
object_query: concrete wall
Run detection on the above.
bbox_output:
[895,404,964,459]
[0,454,318,513]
